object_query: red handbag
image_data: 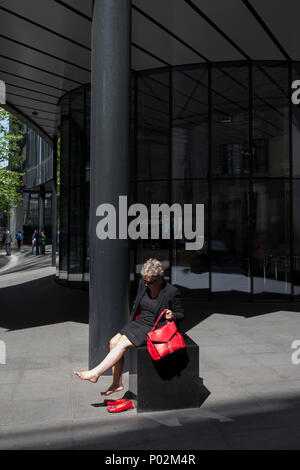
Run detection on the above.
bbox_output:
[147,309,186,361]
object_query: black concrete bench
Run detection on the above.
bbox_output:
[129,333,201,413]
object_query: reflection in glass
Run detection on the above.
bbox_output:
[253,179,291,298]
[252,64,289,177]
[171,66,209,297]
[211,180,250,299]
[172,66,208,178]
[293,181,300,297]
[212,64,249,177]
[172,180,209,298]
[59,94,70,281]
[58,61,300,301]
[136,181,171,280]
[137,71,170,182]
[59,84,90,286]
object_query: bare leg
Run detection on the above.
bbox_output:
[74,335,133,383]
[101,334,125,396]
[100,357,124,396]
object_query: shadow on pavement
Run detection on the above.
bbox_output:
[1,392,300,449]
[71,392,300,450]
[0,274,88,331]
[2,270,300,333]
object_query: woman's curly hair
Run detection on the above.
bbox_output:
[141,258,164,280]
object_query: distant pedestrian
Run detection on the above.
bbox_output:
[31,229,37,254]
[34,229,42,255]
[15,230,23,250]
[41,231,46,255]
[1,229,6,250]
[4,229,12,256]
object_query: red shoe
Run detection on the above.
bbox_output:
[107,400,133,413]
[103,398,128,406]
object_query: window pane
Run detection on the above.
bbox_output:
[292,64,300,177]
[172,66,208,179]
[212,64,249,177]
[68,88,85,282]
[211,179,250,299]
[172,180,209,299]
[137,71,170,181]
[135,181,171,280]
[253,179,291,298]
[252,63,289,177]
[293,181,300,298]
[59,95,70,281]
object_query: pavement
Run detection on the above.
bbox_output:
[1,246,300,449]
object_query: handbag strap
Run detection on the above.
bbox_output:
[151,309,168,331]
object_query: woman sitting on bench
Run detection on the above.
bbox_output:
[74,258,184,397]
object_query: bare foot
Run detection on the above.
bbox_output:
[73,370,99,383]
[100,384,124,396]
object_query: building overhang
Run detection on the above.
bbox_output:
[0,0,298,143]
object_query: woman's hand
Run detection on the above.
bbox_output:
[164,309,173,321]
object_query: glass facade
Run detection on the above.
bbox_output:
[58,86,90,287]
[25,127,53,188]
[23,127,54,242]
[23,191,52,241]
[58,61,300,301]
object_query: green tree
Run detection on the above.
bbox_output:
[0,108,25,215]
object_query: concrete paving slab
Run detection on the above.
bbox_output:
[13,381,70,401]
[225,426,297,450]
[202,352,262,369]
[0,420,73,450]
[2,397,72,426]
[24,354,71,370]
[0,368,23,384]
[20,368,71,384]
[234,342,281,353]
[219,365,283,385]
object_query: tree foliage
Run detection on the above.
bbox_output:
[0,108,25,215]
[0,169,23,214]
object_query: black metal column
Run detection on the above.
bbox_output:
[89,0,131,368]
[249,61,254,301]
[288,61,294,300]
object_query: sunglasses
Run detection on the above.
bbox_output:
[143,277,161,286]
